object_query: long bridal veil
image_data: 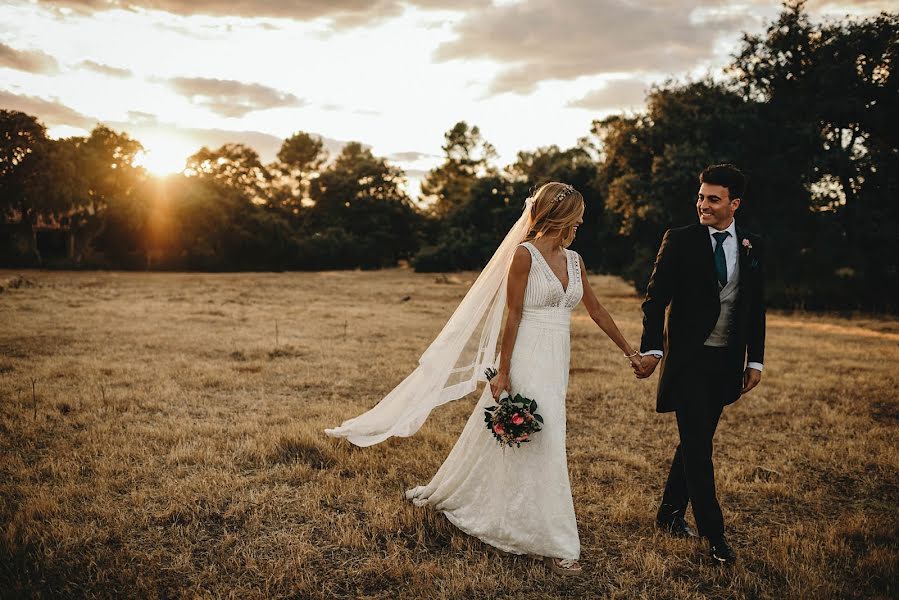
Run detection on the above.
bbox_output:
[324,198,534,447]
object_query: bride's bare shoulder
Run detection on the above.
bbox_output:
[510,245,532,273]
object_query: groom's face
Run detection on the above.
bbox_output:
[696,183,740,230]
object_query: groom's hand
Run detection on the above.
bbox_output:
[634,354,660,379]
[741,367,762,394]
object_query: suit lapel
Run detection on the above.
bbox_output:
[694,224,718,295]
[735,224,749,281]
[734,225,760,330]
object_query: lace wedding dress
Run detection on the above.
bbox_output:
[406,241,583,561]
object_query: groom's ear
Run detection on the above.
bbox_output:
[730,196,741,211]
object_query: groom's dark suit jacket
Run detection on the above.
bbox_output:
[640,223,766,413]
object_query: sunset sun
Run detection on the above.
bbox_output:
[134,135,196,176]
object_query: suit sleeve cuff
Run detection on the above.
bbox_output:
[642,350,663,358]
[747,362,763,372]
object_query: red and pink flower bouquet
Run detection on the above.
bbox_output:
[483,368,544,448]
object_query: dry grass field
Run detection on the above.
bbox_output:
[0,268,897,599]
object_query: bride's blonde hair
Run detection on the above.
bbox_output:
[523,182,585,248]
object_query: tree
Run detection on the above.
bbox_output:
[421,122,498,217]
[271,131,329,216]
[62,125,147,263]
[728,0,899,308]
[304,142,422,268]
[505,142,608,266]
[185,143,272,204]
[0,118,149,265]
[278,132,327,177]
[0,111,75,262]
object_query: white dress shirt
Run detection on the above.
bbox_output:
[643,219,763,372]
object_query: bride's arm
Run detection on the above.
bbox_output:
[490,246,531,399]
[578,254,640,368]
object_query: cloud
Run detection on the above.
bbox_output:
[434,0,750,95]
[116,119,287,161]
[567,78,650,111]
[36,0,490,27]
[0,90,95,128]
[0,43,60,74]
[319,103,380,116]
[126,110,160,124]
[105,112,353,162]
[0,93,353,165]
[167,77,305,117]
[79,60,132,77]
[388,151,439,162]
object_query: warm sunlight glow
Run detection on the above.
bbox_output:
[134,135,197,175]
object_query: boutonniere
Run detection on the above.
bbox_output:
[742,238,760,269]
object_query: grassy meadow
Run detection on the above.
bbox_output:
[0,268,896,599]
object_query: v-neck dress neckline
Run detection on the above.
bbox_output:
[525,242,571,294]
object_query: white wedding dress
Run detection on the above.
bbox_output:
[406,241,583,561]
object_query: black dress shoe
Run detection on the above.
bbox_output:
[656,516,698,538]
[709,537,736,565]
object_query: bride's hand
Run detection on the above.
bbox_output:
[628,353,642,371]
[490,370,511,400]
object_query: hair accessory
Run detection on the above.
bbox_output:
[524,195,535,208]
[552,185,575,204]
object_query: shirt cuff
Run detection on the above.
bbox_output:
[641,350,663,358]
[747,362,763,372]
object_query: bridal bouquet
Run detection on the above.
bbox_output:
[483,368,544,447]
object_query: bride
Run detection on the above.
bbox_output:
[326,182,640,575]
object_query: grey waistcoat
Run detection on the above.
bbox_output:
[704,255,740,347]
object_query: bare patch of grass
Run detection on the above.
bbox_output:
[268,434,338,470]
[267,345,307,360]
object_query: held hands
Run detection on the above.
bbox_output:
[741,367,762,394]
[633,354,660,379]
[624,346,658,379]
[627,353,642,371]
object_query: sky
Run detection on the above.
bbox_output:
[0,0,890,196]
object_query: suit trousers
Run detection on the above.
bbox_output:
[657,345,731,542]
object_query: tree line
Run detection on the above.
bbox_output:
[1,2,896,311]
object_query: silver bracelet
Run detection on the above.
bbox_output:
[624,350,639,359]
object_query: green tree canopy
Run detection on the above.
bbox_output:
[271,131,329,214]
[305,142,421,268]
[421,122,498,217]
[185,143,272,204]
[0,110,73,227]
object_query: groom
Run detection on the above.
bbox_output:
[635,163,766,565]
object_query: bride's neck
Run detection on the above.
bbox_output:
[532,237,563,255]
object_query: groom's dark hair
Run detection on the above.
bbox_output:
[700,164,747,200]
